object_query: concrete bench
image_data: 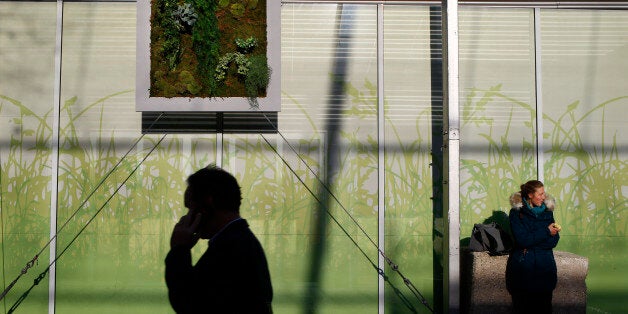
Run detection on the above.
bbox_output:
[461,249,588,313]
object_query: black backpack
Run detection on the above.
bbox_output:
[468,222,512,256]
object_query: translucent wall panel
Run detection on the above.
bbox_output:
[0,2,57,312]
[55,3,218,313]
[383,5,435,313]
[55,3,155,313]
[259,4,379,313]
[458,8,537,235]
[540,10,628,313]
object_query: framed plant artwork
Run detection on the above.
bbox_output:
[136,0,280,112]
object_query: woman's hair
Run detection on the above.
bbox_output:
[520,180,544,198]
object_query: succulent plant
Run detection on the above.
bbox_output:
[230,3,245,18]
[214,52,252,81]
[235,37,258,54]
[172,2,197,32]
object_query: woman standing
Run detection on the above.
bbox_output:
[506,180,561,314]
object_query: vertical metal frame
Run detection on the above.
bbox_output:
[376,4,386,314]
[441,0,461,312]
[48,1,64,313]
[533,8,544,181]
[216,133,224,168]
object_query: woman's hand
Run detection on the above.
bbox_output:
[548,223,561,236]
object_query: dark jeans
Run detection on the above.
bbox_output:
[511,290,553,314]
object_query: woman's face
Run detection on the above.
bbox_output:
[528,186,546,207]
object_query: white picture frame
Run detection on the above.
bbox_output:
[136,0,281,112]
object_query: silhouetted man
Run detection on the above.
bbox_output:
[165,166,273,313]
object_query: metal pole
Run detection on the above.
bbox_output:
[533,8,544,182]
[376,4,386,314]
[441,0,461,312]
[48,1,64,313]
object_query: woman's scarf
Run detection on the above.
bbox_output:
[524,197,546,216]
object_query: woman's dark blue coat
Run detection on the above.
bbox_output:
[506,192,560,294]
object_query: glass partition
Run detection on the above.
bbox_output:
[0,2,57,312]
[0,2,626,314]
[259,4,379,312]
[540,9,628,313]
[55,3,219,313]
[383,5,436,313]
[458,7,537,235]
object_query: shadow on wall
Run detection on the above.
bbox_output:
[460,210,513,314]
[460,210,511,247]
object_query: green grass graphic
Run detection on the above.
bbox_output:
[1,85,626,312]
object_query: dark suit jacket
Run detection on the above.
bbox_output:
[166,219,273,313]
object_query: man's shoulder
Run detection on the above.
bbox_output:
[214,220,264,249]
